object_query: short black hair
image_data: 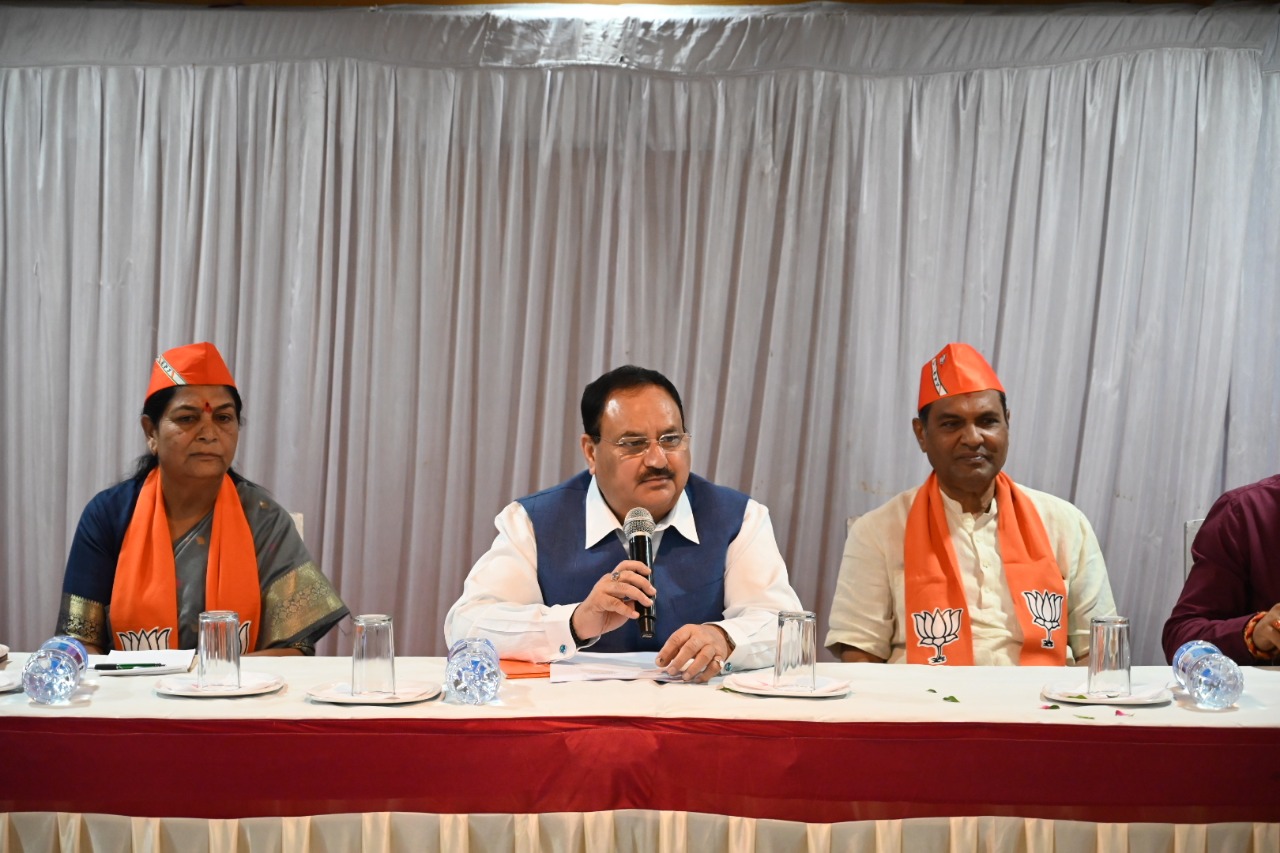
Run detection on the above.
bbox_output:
[581,365,685,438]
[918,390,1008,426]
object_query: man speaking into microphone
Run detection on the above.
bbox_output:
[445,365,802,682]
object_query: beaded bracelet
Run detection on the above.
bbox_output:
[1243,611,1275,661]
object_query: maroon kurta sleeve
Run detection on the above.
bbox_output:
[1162,474,1280,664]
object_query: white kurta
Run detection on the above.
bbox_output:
[825,483,1116,665]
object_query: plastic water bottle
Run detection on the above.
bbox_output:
[1184,653,1244,710]
[444,638,503,705]
[1172,640,1219,689]
[22,635,89,704]
[1172,641,1244,709]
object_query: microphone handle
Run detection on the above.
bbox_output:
[628,533,655,639]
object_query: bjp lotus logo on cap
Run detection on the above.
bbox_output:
[912,607,963,665]
[930,354,949,398]
[154,355,187,387]
[1022,590,1064,648]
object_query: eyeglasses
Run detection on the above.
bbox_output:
[595,432,691,458]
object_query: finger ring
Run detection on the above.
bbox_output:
[713,657,724,668]
[610,571,621,581]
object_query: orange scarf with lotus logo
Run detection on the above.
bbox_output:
[903,472,1066,665]
[109,470,261,651]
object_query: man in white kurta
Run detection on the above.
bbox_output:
[825,342,1116,665]
[825,484,1114,664]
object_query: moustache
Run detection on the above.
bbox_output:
[640,468,674,482]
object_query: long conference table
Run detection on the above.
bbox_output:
[1,654,1278,853]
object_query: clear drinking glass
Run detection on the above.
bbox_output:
[1087,615,1131,697]
[197,610,241,690]
[773,611,817,692]
[352,614,396,695]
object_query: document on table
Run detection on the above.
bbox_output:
[550,651,687,684]
[500,659,551,679]
[88,649,196,676]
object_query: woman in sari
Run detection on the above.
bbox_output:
[56,342,348,654]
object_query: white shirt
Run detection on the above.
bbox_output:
[824,483,1116,665]
[445,476,803,670]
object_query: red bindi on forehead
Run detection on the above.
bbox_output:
[165,387,234,420]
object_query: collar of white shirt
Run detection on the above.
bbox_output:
[937,484,999,530]
[584,475,701,549]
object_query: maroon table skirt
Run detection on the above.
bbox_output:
[2,716,1278,823]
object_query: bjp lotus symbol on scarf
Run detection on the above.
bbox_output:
[912,607,963,665]
[115,626,172,651]
[1022,590,1064,648]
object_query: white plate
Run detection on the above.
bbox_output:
[723,673,851,698]
[155,671,284,698]
[0,671,20,693]
[307,680,441,705]
[1041,682,1173,706]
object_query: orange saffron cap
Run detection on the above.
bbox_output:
[917,343,1004,411]
[145,342,236,402]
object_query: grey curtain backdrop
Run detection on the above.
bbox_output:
[1,2,1277,665]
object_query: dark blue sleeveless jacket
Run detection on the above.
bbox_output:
[518,471,749,652]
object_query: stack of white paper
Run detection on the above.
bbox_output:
[89,649,196,676]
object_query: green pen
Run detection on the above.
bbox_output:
[93,663,165,671]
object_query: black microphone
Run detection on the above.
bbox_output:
[623,507,656,639]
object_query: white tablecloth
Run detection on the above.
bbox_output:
[2,656,1277,853]
[3,657,1277,726]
